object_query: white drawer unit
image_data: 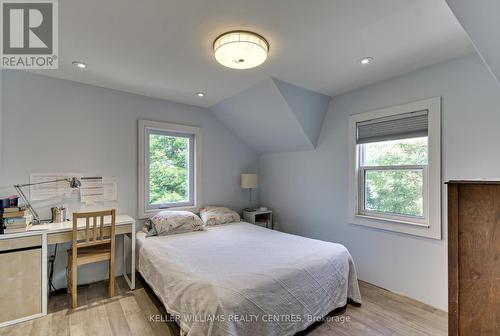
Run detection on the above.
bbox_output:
[0,232,47,327]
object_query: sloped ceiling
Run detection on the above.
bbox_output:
[29,0,472,107]
[210,78,330,154]
[446,0,500,85]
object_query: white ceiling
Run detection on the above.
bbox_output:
[446,0,500,86]
[32,0,473,107]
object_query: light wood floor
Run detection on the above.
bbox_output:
[0,276,447,336]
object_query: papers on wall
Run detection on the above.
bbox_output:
[79,176,118,204]
[30,173,82,201]
[79,177,104,204]
[29,173,118,204]
[103,177,118,202]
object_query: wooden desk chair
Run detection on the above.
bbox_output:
[67,209,116,309]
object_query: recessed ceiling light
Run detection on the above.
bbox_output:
[213,31,269,70]
[196,92,205,97]
[359,57,373,65]
[72,61,87,69]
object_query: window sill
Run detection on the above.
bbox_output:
[349,214,440,239]
[356,214,429,228]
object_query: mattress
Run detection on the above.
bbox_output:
[137,222,362,336]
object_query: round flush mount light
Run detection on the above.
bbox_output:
[213,31,269,70]
[359,57,373,65]
[72,61,87,69]
[196,92,205,97]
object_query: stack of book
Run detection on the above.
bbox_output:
[1,207,32,233]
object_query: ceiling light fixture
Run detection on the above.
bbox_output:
[196,92,205,97]
[359,57,373,65]
[72,61,87,69]
[213,31,269,70]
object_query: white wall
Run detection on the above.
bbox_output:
[259,54,500,310]
[0,70,2,167]
[1,71,258,288]
[446,0,500,86]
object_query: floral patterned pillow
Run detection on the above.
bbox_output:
[147,210,205,236]
[199,206,240,226]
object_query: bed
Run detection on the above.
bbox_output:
[137,222,362,336]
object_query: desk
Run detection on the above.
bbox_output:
[0,214,136,327]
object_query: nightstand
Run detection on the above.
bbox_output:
[243,209,273,229]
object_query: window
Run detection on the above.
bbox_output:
[359,136,428,224]
[348,98,441,239]
[139,120,202,218]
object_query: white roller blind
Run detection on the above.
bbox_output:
[357,110,428,144]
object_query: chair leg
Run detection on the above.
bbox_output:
[109,257,115,297]
[71,260,78,309]
[66,266,70,294]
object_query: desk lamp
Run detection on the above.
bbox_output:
[13,177,81,224]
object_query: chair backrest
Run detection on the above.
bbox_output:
[72,209,116,249]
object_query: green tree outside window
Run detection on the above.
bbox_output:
[149,134,189,204]
[362,137,427,217]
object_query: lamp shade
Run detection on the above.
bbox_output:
[241,174,258,189]
[214,31,269,69]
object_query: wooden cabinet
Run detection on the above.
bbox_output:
[447,181,500,336]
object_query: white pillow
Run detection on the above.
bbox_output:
[199,206,240,226]
[147,210,205,236]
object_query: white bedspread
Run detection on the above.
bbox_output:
[137,222,362,336]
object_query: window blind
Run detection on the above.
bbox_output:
[356,110,428,144]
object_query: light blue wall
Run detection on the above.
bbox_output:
[0,71,258,288]
[211,78,329,153]
[211,78,314,153]
[259,54,500,310]
[0,70,2,167]
[446,0,500,86]
[273,78,330,147]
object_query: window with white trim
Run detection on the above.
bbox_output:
[348,98,441,239]
[138,120,202,218]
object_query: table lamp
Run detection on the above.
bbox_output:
[241,174,258,211]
